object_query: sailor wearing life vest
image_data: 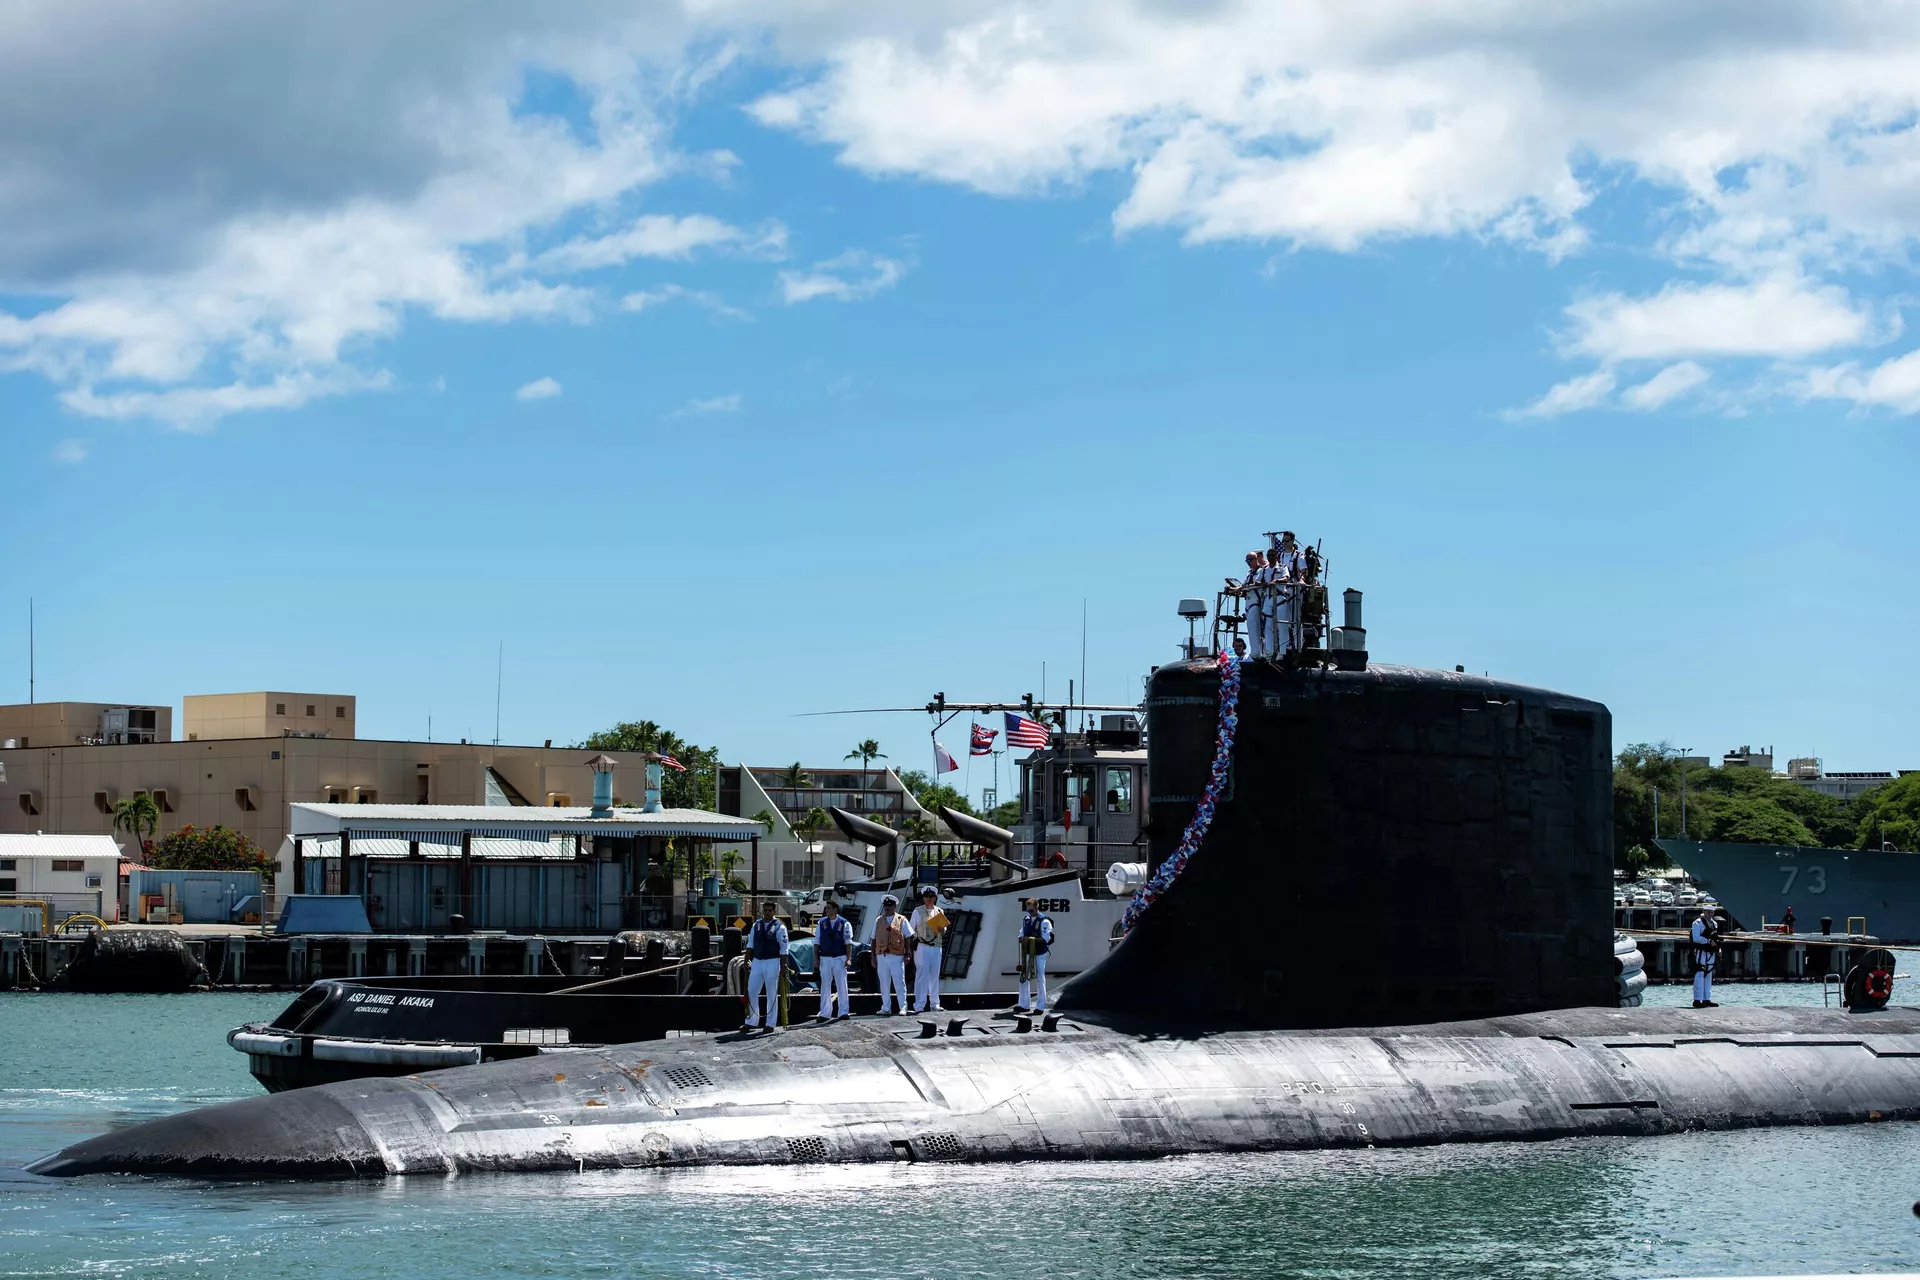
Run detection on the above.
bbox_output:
[1267,530,1302,655]
[1690,905,1719,1008]
[908,887,949,1013]
[814,899,853,1021]
[742,900,789,1030]
[1017,897,1055,1014]
[871,894,910,1015]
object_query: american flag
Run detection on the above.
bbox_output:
[1004,711,1050,749]
[969,723,998,756]
[657,753,687,772]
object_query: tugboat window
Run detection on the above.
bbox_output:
[1105,767,1133,813]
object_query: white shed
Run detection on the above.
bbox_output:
[0,834,125,924]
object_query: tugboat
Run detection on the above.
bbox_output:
[36,548,1920,1180]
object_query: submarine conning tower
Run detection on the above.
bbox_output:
[1057,657,1615,1028]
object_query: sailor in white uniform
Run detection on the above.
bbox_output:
[908,887,949,1013]
[742,901,789,1030]
[1017,898,1055,1013]
[1267,531,1302,654]
[1689,906,1719,1008]
[813,899,853,1020]
[1236,551,1267,658]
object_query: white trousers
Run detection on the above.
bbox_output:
[875,953,908,1013]
[1244,602,1267,658]
[1265,594,1295,654]
[913,945,943,1011]
[1692,962,1713,1004]
[746,956,783,1026]
[816,954,851,1018]
[1019,953,1048,1011]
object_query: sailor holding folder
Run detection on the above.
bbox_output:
[908,887,949,1013]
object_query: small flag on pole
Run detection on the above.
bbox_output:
[934,741,960,773]
[1004,711,1050,749]
[657,753,687,772]
[969,723,998,756]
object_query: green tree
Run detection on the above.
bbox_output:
[790,804,830,852]
[750,809,781,836]
[575,719,722,809]
[901,813,937,845]
[897,769,974,818]
[111,793,161,854]
[1857,773,1920,851]
[147,825,272,876]
[1705,796,1817,847]
[987,798,1023,828]
[845,739,887,776]
[717,847,748,895]
[781,762,813,789]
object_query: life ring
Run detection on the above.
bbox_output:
[1866,968,1894,1001]
[1041,851,1068,869]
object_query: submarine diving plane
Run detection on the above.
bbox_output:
[29,582,1920,1178]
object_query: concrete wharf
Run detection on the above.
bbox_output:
[1625,929,1894,984]
[2,928,617,991]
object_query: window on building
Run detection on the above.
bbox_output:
[51,859,84,872]
[275,703,286,715]
[0,878,14,894]
[306,705,316,717]
[1105,767,1133,813]
[335,706,345,719]
[0,859,11,870]
[85,875,102,888]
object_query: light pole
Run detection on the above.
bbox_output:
[1677,747,1691,841]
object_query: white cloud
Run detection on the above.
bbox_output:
[538,215,786,272]
[620,284,751,320]
[51,438,88,464]
[1505,369,1616,420]
[1564,277,1880,363]
[1804,348,1920,414]
[61,368,393,429]
[515,376,562,401]
[1621,361,1711,411]
[666,392,743,418]
[779,250,908,304]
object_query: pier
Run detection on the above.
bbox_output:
[1625,929,1893,983]
[2,927,620,991]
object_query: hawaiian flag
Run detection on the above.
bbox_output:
[969,722,998,756]
[657,753,687,772]
[1004,711,1050,749]
[934,740,961,773]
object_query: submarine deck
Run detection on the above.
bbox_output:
[30,1003,1920,1179]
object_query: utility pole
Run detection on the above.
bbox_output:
[1678,747,1691,840]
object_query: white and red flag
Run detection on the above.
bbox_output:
[934,741,961,773]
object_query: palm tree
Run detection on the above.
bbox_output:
[901,813,936,846]
[781,762,813,789]
[790,804,830,852]
[845,739,887,782]
[750,809,781,836]
[112,793,161,855]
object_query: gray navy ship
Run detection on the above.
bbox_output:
[1662,838,1920,943]
[29,576,1920,1179]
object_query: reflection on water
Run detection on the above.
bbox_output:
[2,992,1916,1279]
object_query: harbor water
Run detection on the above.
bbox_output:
[3,987,1917,1279]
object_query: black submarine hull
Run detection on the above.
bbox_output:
[31,1005,1920,1178]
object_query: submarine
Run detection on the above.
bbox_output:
[30,587,1920,1178]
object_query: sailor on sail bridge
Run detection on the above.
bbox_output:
[1690,905,1720,1008]
[1234,550,1268,658]
[1265,530,1303,655]
[741,900,789,1030]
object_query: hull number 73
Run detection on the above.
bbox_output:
[1780,866,1827,895]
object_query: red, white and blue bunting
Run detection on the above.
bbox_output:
[1121,650,1242,934]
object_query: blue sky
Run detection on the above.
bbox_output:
[2,4,1918,789]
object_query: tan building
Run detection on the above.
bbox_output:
[0,701,171,748]
[0,736,663,884]
[183,691,356,741]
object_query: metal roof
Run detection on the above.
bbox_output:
[0,833,126,860]
[288,803,764,842]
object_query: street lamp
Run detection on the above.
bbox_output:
[1677,747,1691,841]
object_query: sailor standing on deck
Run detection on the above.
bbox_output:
[908,887,950,1013]
[1690,905,1720,1008]
[814,899,853,1020]
[742,900,789,1030]
[1016,897,1054,1014]
[1267,531,1302,654]
[871,894,910,1015]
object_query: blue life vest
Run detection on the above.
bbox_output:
[1021,914,1052,955]
[749,918,787,960]
[817,915,851,958]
